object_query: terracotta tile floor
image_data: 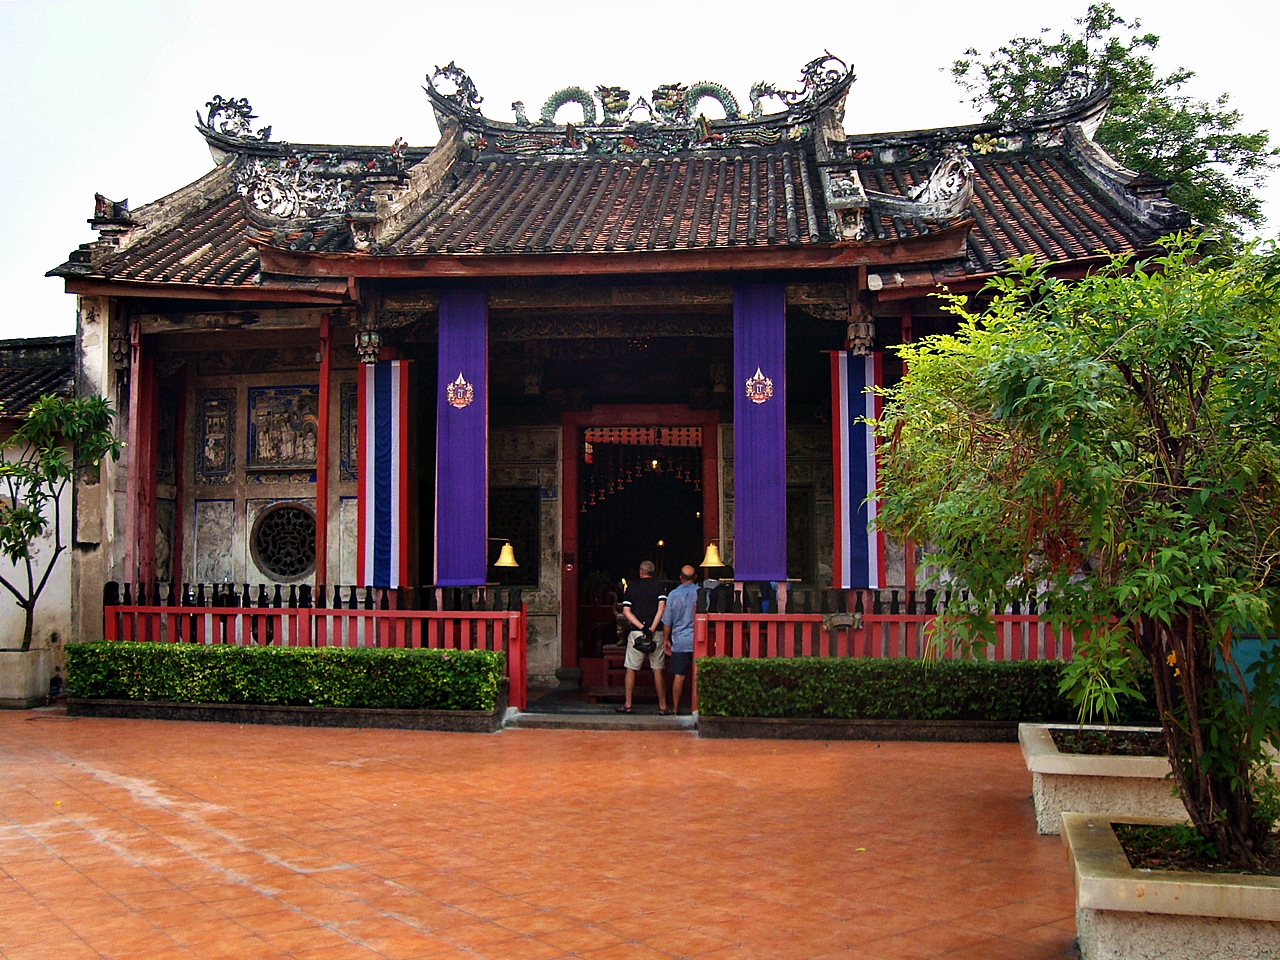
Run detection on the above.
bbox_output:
[0,711,1077,960]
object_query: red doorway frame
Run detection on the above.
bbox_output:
[561,405,720,670]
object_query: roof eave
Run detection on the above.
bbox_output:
[253,224,972,279]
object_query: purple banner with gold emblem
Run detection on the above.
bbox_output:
[435,289,488,586]
[733,283,787,581]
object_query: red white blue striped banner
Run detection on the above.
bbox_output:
[357,360,410,588]
[831,351,884,590]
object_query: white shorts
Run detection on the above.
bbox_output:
[624,630,666,671]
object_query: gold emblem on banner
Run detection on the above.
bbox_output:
[445,372,474,409]
[744,367,774,404]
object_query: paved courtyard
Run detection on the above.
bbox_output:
[0,711,1077,960]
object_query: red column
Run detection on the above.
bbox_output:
[315,316,331,586]
[123,327,159,586]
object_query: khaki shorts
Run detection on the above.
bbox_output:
[624,630,666,671]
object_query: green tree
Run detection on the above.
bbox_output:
[0,396,121,651]
[877,237,1280,868]
[951,4,1277,238]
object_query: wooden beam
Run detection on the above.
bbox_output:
[256,226,973,280]
[63,278,350,305]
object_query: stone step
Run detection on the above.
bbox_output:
[503,710,696,733]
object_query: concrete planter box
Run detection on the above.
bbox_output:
[1063,812,1280,959]
[1021,723,1184,834]
[0,648,51,709]
[698,715,1018,741]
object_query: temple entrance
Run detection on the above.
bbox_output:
[560,407,719,687]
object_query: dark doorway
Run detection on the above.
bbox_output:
[579,456,704,588]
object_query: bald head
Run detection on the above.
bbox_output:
[680,565,696,583]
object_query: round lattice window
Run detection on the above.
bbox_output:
[251,503,316,581]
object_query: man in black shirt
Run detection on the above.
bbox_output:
[619,560,668,714]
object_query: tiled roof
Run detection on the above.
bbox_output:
[62,148,1166,287]
[0,337,75,419]
[101,194,258,286]
[391,151,827,255]
[47,71,1189,291]
[862,152,1154,274]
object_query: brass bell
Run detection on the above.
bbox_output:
[699,542,724,568]
[494,542,519,568]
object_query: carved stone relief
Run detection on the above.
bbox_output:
[338,497,358,585]
[194,500,235,582]
[155,499,174,582]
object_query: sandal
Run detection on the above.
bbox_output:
[659,708,673,716]
[615,705,632,713]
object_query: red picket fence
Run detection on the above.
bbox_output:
[103,599,528,711]
[693,611,1074,662]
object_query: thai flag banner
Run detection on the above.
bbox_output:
[434,289,488,586]
[358,359,410,588]
[831,350,885,590]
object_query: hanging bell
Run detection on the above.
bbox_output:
[700,542,725,568]
[494,542,519,568]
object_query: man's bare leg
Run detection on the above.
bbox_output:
[671,674,686,714]
[652,667,668,712]
[624,667,636,710]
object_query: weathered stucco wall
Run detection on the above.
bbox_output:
[70,296,126,643]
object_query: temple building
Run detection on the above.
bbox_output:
[49,54,1188,688]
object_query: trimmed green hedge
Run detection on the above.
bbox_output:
[695,657,1159,723]
[66,643,504,711]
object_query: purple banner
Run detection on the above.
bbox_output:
[733,283,787,581]
[435,289,488,586]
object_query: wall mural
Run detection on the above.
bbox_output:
[339,381,358,482]
[247,386,319,468]
[196,388,235,483]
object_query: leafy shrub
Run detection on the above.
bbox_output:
[65,643,504,711]
[696,656,1158,723]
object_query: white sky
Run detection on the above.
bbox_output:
[2,0,1276,339]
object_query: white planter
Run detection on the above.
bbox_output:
[1021,722,1184,834]
[1063,813,1280,960]
[0,647,51,708]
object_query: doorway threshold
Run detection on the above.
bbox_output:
[504,710,696,732]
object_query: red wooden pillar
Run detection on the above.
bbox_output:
[900,302,916,595]
[123,324,158,584]
[315,316,332,585]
